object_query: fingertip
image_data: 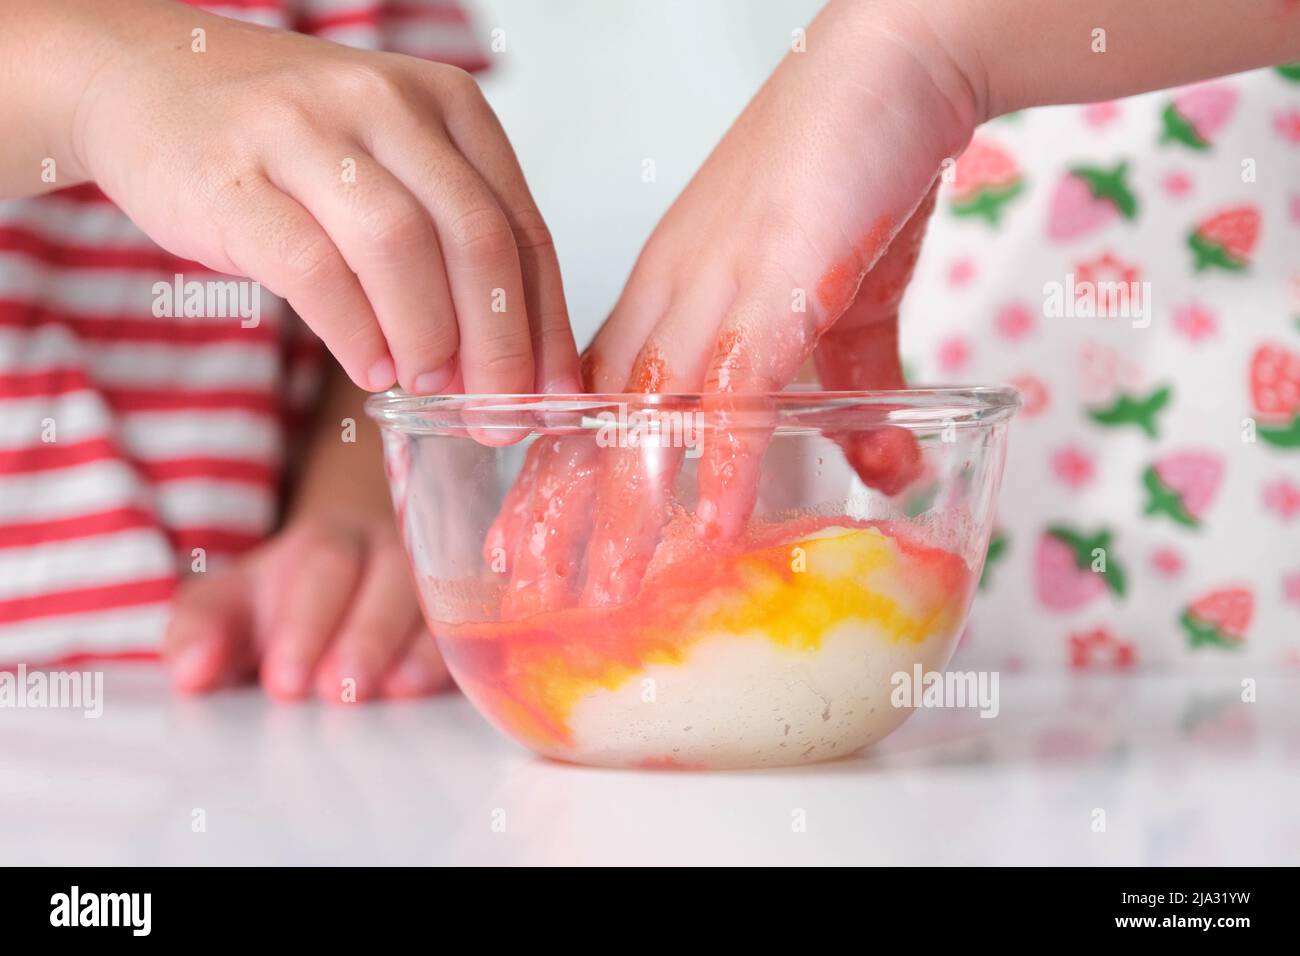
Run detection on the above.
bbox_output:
[544,374,583,396]
[381,642,451,699]
[410,358,457,396]
[461,347,536,399]
[694,495,721,542]
[851,426,922,495]
[260,646,312,702]
[315,652,377,705]
[167,639,224,695]
[366,356,398,392]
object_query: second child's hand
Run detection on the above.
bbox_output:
[5,0,580,397]
[488,0,1300,616]
[490,0,975,613]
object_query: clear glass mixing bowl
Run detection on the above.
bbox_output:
[367,387,1018,769]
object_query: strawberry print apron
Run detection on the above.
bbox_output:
[903,65,1300,668]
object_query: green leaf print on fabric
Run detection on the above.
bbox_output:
[903,482,940,518]
[1142,467,1198,527]
[1180,588,1253,649]
[1258,419,1300,448]
[979,532,1008,591]
[1071,164,1138,219]
[1188,206,1260,273]
[1046,526,1126,598]
[1087,385,1171,438]
[1047,162,1140,241]
[953,181,1024,226]
[1159,85,1237,150]
[949,139,1025,227]
[1141,452,1223,528]
[1249,343,1300,448]
[1160,103,1210,149]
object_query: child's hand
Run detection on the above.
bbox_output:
[493,0,981,610]
[163,360,446,702]
[65,0,579,395]
[163,513,450,701]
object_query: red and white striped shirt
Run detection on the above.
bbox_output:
[0,0,485,666]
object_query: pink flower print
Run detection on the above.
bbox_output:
[994,302,1035,341]
[1161,170,1194,199]
[1172,302,1218,343]
[1080,341,1143,404]
[1275,109,1300,145]
[1082,101,1121,128]
[1264,478,1300,521]
[947,256,977,288]
[1284,570,1300,608]
[1051,445,1095,489]
[936,335,970,375]
[1070,627,1137,669]
[1006,374,1050,417]
[1290,194,1300,225]
[1074,252,1143,317]
[1151,548,1185,578]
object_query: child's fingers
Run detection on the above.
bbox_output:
[577,301,721,606]
[690,279,873,542]
[694,291,804,543]
[500,436,598,618]
[445,96,582,392]
[812,185,939,494]
[312,531,422,704]
[693,184,941,539]
[163,565,257,694]
[514,205,581,393]
[580,441,683,607]
[813,318,921,495]
[259,524,366,700]
[483,440,544,567]
[822,183,938,344]
[381,627,454,699]
[611,278,737,393]
[270,147,458,395]
[581,264,677,393]
[216,174,394,392]
[373,131,534,395]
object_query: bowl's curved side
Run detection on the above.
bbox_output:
[377,395,1014,770]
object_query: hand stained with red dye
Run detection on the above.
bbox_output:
[629,347,670,393]
[815,214,897,321]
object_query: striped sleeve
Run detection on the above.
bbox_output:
[293,0,490,69]
[0,0,488,668]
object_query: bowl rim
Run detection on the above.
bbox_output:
[366,385,1021,432]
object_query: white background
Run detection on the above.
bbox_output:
[474,0,823,347]
[4,667,1295,864]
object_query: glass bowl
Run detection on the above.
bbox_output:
[367,387,1018,770]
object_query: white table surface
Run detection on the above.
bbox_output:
[2,666,1296,866]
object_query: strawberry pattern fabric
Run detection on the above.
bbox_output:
[1188,206,1261,272]
[948,137,1026,226]
[901,70,1300,668]
[1251,343,1300,447]
[1047,162,1140,241]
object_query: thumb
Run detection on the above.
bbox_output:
[812,183,939,494]
[813,180,938,389]
[162,561,257,693]
[815,318,921,496]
